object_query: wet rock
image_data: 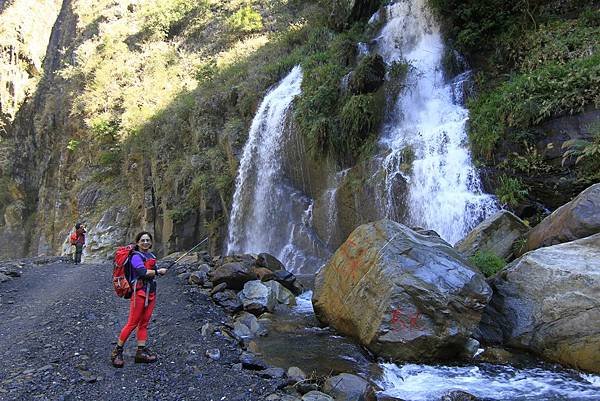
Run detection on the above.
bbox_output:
[329,0,380,29]
[323,373,376,401]
[254,267,276,281]
[239,280,277,315]
[0,273,9,283]
[240,352,268,370]
[234,312,262,336]
[264,280,296,306]
[302,391,334,401]
[209,262,257,290]
[211,290,243,313]
[479,233,600,373]
[441,390,479,401]
[456,210,529,261]
[313,220,492,362]
[258,367,286,379]
[524,183,600,254]
[376,395,404,401]
[273,270,303,295]
[257,253,285,271]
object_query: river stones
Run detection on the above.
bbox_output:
[322,373,376,401]
[479,233,600,373]
[524,183,600,254]
[455,210,529,261]
[312,219,492,362]
[209,262,258,290]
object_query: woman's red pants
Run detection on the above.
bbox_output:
[118,290,156,343]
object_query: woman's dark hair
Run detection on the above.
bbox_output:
[134,231,153,250]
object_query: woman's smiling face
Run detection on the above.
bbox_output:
[138,234,152,251]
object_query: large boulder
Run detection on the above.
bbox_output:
[455,210,529,260]
[478,233,600,373]
[312,220,492,361]
[524,183,600,254]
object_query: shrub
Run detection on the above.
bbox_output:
[468,53,600,158]
[469,250,506,277]
[496,175,528,207]
[227,6,263,35]
[337,93,383,159]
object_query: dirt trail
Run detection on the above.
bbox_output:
[0,260,278,401]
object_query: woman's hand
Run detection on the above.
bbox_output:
[157,268,167,276]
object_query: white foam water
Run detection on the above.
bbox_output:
[375,0,497,244]
[377,363,600,401]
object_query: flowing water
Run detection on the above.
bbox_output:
[377,363,600,401]
[224,2,598,399]
[226,66,328,272]
[375,0,497,244]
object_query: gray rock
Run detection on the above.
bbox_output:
[233,321,252,339]
[211,290,243,313]
[479,233,600,373]
[313,220,492,362]
[189,271,207,286]
[257,253,285,271]
[264,280,296,306]
[205,348,221,360]
[455,210,529,261]
[257,367,286,379]
[287,366,307,382]
[239,352,268,370]
[209,262,257,290]
[525,183,600,254]
[234,312,262,335]
[441,390,480,401]
[301,391,334,401]
[239,280,277,315]
[209,282,227,296]
[322,373,376,401]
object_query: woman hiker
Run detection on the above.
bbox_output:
[111,231,167,367]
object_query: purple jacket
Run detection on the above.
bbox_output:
[130,251,157,293]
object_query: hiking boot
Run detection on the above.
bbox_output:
[135,347,157,363]
[111,346,124,368]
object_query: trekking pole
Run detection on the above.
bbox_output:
[164,237,209,270]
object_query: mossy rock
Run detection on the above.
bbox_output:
[348,54,386,95]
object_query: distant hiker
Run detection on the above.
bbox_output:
[70,223,86,264]
[111,231,167,368]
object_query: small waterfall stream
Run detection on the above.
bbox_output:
[375,0,497,244]
[226,66,328,272]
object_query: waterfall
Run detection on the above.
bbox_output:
[226,66,328,272]
[375,0,497,244]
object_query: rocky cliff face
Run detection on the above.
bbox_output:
[0,0,64,259]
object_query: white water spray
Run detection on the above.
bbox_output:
[226,66,327,272]
[375,0,497,244]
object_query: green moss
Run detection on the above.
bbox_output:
[469,250,506,277]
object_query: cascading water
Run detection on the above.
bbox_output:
[226,66,328,272]
[375,0,497,244]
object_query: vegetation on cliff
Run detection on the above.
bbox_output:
[429,0,600,217]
